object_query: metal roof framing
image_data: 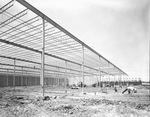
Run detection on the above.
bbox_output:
[15,0,127,75]
[0,0,128,91]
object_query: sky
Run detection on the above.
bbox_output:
[25,0,149,81]
[1,0,149,81]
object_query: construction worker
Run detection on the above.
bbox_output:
[122,86,137,94]
[114,85,118,93]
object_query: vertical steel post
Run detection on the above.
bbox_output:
[80,65,82,84]
[41,18,45,97]
[26,71,27,86]
[82,45,84,93]
[99,56,101,90]
[58,67,60,87]
[148,7,150,100]
[28,73,30,86]
[21,66,23,86]
[13,59,16,88]
[65,61,67,93]
[120,73,121,88]
[35,77,37,86]
[118,75,119,86]
[25,71,28,86]
[6,69,8,87]
[113,75,115,86]
[109,74,110,88]
[90,68,92,87]
[119,73,122,88]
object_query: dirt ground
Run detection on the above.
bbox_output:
[0,85,150,117]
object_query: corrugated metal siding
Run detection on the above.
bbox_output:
[0,74,68,87]
[0,74,40,87]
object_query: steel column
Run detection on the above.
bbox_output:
[57,68,60,87]
[149,9,150,101]
[80,65,82,83]
[21,66,23,86]
[35,75,37,86]
[120,73,122,88]
[41,18,45,97]
[65,61,67,93]
[99,56,101,90]
[82,45,84,93]
[26,71,27,86]
[108,74,110,87]
[113,75,115,86]
[13,59,16,88]
[90,68,92,86]
[6,69,8,87]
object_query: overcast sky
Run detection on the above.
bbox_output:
[1,0,149,81]
[25,0,149,81]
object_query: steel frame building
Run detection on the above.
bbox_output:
[0,0,127,96]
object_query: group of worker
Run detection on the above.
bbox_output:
[114,85,137,94]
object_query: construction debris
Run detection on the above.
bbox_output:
[0,86,149,117]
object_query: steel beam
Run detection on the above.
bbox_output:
[3,23,44,41]
[0,0,14,14]
[0,67,69,77]
[0,62,87,76]
[16,0,127,76]
[0,40,106,74]
[0,16,39,37]
[0,9,28,28]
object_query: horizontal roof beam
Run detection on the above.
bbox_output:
[0,63,81,76]
[0,56,102,76]
[0,39,109,75]
[16,0,127,76]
